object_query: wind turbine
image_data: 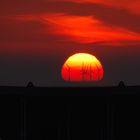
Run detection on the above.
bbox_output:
[66,64,71,81]
[81,62,89,81]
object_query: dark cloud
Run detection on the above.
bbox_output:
[1,1,140,33]
[45,1,140,33]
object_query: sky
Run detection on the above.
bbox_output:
[0,0,140,87]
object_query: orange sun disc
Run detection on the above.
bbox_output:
[61,53,104,82]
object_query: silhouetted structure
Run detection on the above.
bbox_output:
[27,81,34,88]
[81,62,89,80]
[66,64,71,81]
[81,62,102,81]
[118,81,125,88]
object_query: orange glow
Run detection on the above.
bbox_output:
[61,53,104,82]
[44,13,140,43]
[10,13,140,45]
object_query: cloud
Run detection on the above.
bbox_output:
[1,0,140,48]
[1,12,140,47]
[12,13,140,45]
[44,1,140,34]
[1,1,140,33]
[56,0,140,15]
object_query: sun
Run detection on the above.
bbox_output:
[61,53,104,82]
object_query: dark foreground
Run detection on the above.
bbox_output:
[0,85,140,140]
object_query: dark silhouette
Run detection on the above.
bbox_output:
[81,62,89,80]
[0,85,140,140]
[26,81,34,88]
[66,64,71,81]
[81,62,102,81]
[118,81,125,88]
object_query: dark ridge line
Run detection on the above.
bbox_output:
[0,85,140,96]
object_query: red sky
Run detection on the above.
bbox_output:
[0,0,140,86]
